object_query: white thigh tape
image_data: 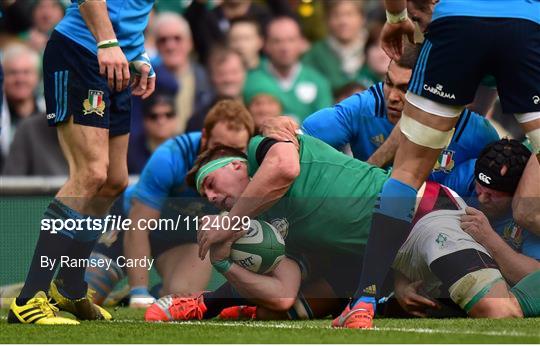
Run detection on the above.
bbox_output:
[400,114,455,149]
[406,91,463,118]
[515,112,540,124]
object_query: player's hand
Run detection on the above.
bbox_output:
[460,207,494,244]
[395,280,440,317]
[98,46,130,92]
[260,116,300,150]
[197,215,236,260]
[380,19,415,60]
[131,64,156,99]
[209,230,246,263]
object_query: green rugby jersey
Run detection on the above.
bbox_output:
[247,135,390,257]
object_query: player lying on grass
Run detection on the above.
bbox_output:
[144,134,389,321]
[84,100,254,307]
[145,135,536,324]
[393,139,540,319]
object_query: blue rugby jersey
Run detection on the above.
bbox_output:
[55,0,154,61]
[302,82,500,179]
[127,132,202,213]
[432,0,540,25]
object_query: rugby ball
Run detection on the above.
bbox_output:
[230,219,285,274]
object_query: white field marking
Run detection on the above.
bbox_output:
[112,320,539,338]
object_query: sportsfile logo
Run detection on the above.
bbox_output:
[478,172,491,185]
[424,83,456,100]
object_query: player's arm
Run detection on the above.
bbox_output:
[78,0,129,91]
[210,240,301,311]
[302,93,365,150]
[259,116,300,150]
[461,207,540,284]
[394,270,440,317]
[228,141,299,219]
[123,199,160,306]
[513,154,540,234]
[381,0,415,60]
[367,123,402,167]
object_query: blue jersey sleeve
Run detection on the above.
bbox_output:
[302,92,367,150]
[522,231,540,260]
[452,110,500,162]
[432,159,476,198]
[131,141,185,211]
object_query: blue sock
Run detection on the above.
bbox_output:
[17,199,82,304]
[352,178,417,307]
[377,178,418,222]
[352,296,377,308]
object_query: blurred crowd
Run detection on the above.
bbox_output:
[0,0,524,176]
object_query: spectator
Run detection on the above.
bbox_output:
[25,0,65,53]
[244,16,333,122]
[303,0,368,93]
[2,115,67,176]
[207,46,246,102]
[185,0,292,64]
[243,80,283,133]
[0,44,43,159]
[227,17,264,70]
[131,12,213,138]
[358,36,391,87]
[334,81,366,103]
[128,93,178,174]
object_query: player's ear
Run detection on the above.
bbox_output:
[231,160,244,170]
[201,129,208,150]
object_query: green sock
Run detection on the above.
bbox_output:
[510,270,540,317]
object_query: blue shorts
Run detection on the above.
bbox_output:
[409,17,540,114]
[43,31,131,136]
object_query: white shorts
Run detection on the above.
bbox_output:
[393,209,491,297]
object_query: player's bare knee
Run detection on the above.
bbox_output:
[74,162,109,194]
[101,174,129,197]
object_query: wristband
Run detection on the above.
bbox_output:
[97,39,119,49]
[386,8,408,24]
[212,258,233,274]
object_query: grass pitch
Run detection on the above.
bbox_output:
[1,308,539,344]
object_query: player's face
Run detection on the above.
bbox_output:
[383,61,412,125]
[201,163,250,210]
[327,1,364,44]
[206,122,250,152]
[265,19,303,70]
[211,55,246,99]
[475,182,513,218]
